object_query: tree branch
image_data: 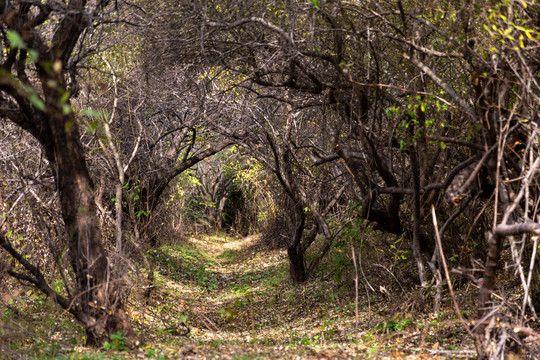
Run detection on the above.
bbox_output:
[0,232,71,312]
[403,53,475,117]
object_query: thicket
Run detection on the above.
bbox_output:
[1,0,540,358]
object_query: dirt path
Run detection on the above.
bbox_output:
[138,234,476,359]
[0,233,488,359]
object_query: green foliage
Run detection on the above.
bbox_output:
[23,86,46,111]
[217,248,242,260]
[6,30,27,49]
[81,108,104,118]
[219,307,237,322]
[80,108,109,139]
[169,149,272,235]
[374,318,415,333]
[6,0,539,356]
[389,234,411,265]
[482,4,539,52]
[103,331,129,352]
[331,244,349,284]
[151,243,220,290]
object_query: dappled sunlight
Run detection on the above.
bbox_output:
[2,232,479,359]
[2,0,539,358]
[130,234,477,359]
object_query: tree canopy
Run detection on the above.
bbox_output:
[1,0,540,358]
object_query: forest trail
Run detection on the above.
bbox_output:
[136,234,476,359]
[1,233,477,359]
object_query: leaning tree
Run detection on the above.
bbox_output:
[0,0,138,346]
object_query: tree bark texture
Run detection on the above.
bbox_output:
[287,244,307,283]
[49,110,137,345]
[0,0,137,346]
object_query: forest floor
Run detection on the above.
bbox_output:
[1,234,480,359]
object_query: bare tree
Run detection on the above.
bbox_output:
[0,0,137,346]
[156,0,540,356]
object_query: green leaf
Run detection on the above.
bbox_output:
[28,49,39,63]
[81,108,102,118]
[310,0,320,9]
[440,141,446,150]
[62,104,71,115]
[136,210,148,218]
[86,121,98,134]
[367,345,378,354]
[65,120,74,131]
[6,30,26,49]
[28,94,46,111]
[60,91,71,104]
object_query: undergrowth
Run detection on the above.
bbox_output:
[0,233,478,359]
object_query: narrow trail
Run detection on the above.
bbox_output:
[0,232,484,359]
[140,234,476,359]
[145,234,360,358]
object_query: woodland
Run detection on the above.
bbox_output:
[1,0,540,359]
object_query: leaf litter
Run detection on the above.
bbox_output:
[1,233,478,359]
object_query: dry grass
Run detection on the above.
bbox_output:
[1,233,479,359]
[128,233,476,359]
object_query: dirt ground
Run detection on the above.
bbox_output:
[1,234,479,359]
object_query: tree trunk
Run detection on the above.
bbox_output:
[286,199,308,283]
[287,245,306,283]
[531,256,540,312]
[46,107,137,346]
[409,134,427,287]
[0,0,137,346]
[217,195,228,230]
[474,230,502,359]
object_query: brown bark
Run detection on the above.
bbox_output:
[288,244,307,283]
[475,223,540,358]
[408,121,427,286]
[287,200,308,283]
[49,109,137,345]
[0,0,137,346]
